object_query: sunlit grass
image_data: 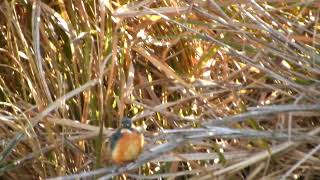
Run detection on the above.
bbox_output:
[0,0,319,179]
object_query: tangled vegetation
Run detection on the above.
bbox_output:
[0,0,319,179]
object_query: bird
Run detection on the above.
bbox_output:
[108,117,144,165]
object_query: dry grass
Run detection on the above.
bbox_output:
[0,0,320,179]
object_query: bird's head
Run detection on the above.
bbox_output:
[121,117,133,129]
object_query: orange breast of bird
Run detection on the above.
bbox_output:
[111,129,144,164]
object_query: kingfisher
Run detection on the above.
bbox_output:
[108,117,144,164]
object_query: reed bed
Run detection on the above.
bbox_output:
[0,0,319,179]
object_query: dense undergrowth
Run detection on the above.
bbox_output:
[0,0,320,179]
